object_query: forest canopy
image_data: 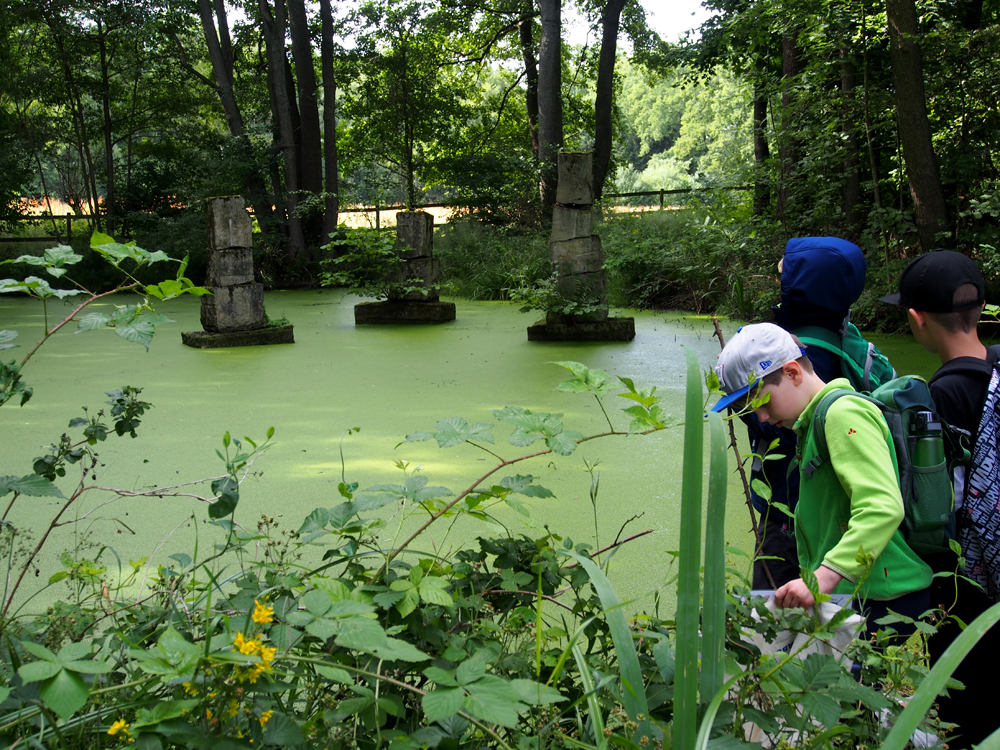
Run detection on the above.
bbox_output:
[2,0,1000,297]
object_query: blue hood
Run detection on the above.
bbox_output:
[773,237,866,330]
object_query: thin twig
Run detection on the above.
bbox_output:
[712,317,774,589]
[564,529,654,568]
[610,514,645,548]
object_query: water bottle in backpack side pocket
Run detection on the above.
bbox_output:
[910,410,949,533]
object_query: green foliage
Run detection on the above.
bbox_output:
[511,275,606,322]
[435,221,549,301]
[599,206,773,315]
[320,225,432,301]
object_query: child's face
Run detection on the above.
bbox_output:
[753,367,810,429]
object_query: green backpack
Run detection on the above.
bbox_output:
[805,376,954,558]
[795,320,896,394]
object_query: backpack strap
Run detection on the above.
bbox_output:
[795,325,875,392]
[795,322,897,394]
[802,389,865,479]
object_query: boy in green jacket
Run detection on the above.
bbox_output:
[713,323,933,638]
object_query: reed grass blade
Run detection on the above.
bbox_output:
[674,347,705,749]
[701,411,727,703]
[561,549,650,736]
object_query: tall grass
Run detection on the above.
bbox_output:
[435,219,549,300]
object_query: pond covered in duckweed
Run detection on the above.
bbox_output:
[0,290,940,611]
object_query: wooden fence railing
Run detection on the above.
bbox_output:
[1,185,752,244]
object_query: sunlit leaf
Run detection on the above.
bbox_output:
[75,313,112,333]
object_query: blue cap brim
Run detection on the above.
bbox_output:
[711,384,751,413]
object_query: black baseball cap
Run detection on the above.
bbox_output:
[880,250,985,312]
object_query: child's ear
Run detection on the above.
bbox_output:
[907,308,927,329]
[783,360,803,383]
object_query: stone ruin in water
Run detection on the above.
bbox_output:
[181,196,294,348]
[354,210,456,324]
[527,152,635,341]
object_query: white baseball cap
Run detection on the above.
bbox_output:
[712,323,805,412]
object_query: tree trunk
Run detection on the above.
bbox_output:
[840,52,861,237]
[320,0,339,242]
[885,0,948,251]
[259,0,308,262]
[537,0,562,217]
[753,78,770,216]
[212,0,234,80]
[196,0,274,228]
[402,39,416,210]
[519,3,539,160]
[776,31,802,224]
[97,18,115,236]
[592,0,627,201]
[287,0,323,200]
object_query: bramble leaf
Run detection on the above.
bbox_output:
[552,361,616,396]
[0,474,65,499]
[422,687,464,723]
[39,668,89,719]
[75,313,112,333]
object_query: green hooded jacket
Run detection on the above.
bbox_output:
[792,379,933,601]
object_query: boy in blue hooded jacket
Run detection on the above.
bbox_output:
[743,237,871,589]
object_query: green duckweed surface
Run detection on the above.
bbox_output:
[0,290,940,612]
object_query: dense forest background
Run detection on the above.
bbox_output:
[2,0,1000,328]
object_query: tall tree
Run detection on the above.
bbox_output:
[287,0,323,245]
[518,1,539,160]
[537,0,562,215]
[258,0,307,260]
[319,0,339,240]
[345,1,465,210]
[885,0,948,251]
[194,0,274,229]
[592,0,627,200]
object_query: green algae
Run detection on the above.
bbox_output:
[0,291,939,612]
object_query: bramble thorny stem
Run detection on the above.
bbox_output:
[381,430,630,575]
[19,287,124,369]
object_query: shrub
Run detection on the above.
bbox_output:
[436,220,549,301]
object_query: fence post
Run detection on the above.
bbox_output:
[375,206,380,230]
[66,214,72,244]
[659,188,665,211]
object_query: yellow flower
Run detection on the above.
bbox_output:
[234,631,261,655]
[108,719,130,736]
[253,600,274,625]
[260,709,274,727]
[258,644,276,667]
[226,699,240,717]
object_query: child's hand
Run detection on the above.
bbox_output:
[774,578,815,609]
[774,566,843,609]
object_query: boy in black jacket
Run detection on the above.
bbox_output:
[743,237,869,589]
[882,250,999,748]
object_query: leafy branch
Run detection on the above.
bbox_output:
[0,233,209,408]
